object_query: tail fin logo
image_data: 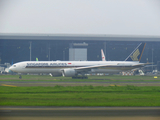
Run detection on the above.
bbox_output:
[130,49,140,61]
[125,43,146,62]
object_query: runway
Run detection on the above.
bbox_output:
[1,81,160,86]
[1,107,160,120]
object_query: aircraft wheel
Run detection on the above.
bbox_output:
[19,75,22,79]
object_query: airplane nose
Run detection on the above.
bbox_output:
[9,66,13,71]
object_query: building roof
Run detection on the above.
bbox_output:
[0,33,160,41]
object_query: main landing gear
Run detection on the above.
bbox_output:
[19,75,22,79]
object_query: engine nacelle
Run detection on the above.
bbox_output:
[62,69,76,77]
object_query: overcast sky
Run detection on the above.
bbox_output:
[0,0,160,36]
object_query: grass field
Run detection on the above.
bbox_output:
[0,74,160,82]
[0,75,160,106]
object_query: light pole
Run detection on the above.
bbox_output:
[63,50,65,61]
[48,47,51,61]
[29,41,32,61]
[152,48,154,72]
[63,47,68,61]
[104,41,106,59]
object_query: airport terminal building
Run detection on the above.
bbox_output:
[1,33,160,71]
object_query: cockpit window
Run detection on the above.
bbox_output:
[13,65,16,67]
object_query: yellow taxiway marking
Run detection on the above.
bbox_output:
[1,84,17,87]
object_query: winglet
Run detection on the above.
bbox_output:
[125,43,146,62]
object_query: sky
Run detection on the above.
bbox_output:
[0,0,160,36]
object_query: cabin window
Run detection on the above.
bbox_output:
[13,65,16,67]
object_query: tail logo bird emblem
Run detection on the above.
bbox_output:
[130,49,140,61]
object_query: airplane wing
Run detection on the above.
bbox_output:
[74,63,118,71]
[132,63,150,67]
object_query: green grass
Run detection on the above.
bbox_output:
[1,75,160,106]
[0,75,160,82]
[0,85,160,106]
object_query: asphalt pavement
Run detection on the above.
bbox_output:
[1,107,160,120]
[1,81,160,86]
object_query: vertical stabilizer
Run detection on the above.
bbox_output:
[125,43,146,62]
[101,49,106,61]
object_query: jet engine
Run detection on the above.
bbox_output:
[62,69,76,77]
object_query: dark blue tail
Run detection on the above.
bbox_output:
[125,43,146,62]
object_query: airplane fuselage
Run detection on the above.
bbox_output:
[9,61,144,76]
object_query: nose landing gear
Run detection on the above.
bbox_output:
[19,75,22,79]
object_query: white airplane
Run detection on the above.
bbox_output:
[9,43,146,78]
